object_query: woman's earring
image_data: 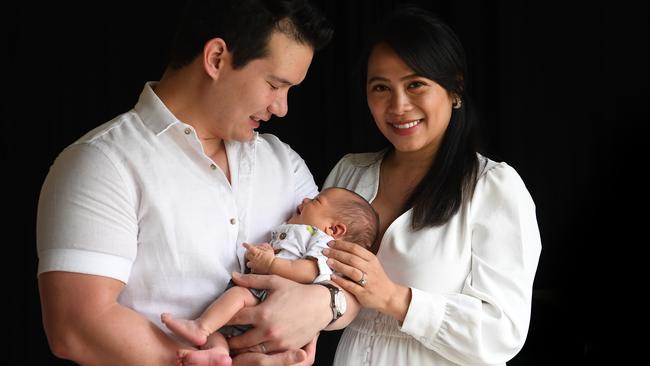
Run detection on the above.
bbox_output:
[453,98,462,109]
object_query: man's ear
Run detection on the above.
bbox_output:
[203,38,229,80]
[327,223,347,239]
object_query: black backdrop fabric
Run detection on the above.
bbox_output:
[6,1,646,365]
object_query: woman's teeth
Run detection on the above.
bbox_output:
[392,119,421,129]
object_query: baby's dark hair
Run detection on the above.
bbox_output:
[326,187,380,251]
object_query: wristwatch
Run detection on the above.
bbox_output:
[317,282,346,325]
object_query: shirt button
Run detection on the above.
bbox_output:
[230,218,237,225]
[210,164,217,170]
[184,128,191,135]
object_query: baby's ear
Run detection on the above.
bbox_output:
[328,223,347,238]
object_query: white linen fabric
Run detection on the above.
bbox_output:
[36,82,318,331]
[323,151,541,366]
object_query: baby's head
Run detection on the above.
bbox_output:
[288,187,379,250]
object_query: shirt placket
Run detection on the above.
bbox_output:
[181,124,241,263]
[228,136,257,272]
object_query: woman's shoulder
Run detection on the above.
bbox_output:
[478,154,520,179]
[475,154,533,201]
[335,149,386,168]
[323,150,386,192]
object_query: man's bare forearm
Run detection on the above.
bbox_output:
[39,272,183,366]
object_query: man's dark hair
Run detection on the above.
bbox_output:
[327,188,380,251]
[168,0,333,69]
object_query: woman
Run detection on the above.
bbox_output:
[322,7,541,366]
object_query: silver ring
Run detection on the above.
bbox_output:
[357,272,367,287]
[260,342,267,353]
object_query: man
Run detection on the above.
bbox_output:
[37,1,355,365]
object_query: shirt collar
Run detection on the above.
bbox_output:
[134,81,181,136]
[134,82,263,145]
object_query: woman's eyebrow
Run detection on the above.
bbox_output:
[367,73,419,84]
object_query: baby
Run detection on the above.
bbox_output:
[161,187,379,366]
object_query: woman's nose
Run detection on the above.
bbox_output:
[388,90,412,115]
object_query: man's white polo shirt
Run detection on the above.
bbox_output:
[36,82,318,330]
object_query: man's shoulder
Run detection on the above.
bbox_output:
[256,133,286,148]
[254,133,301,159]
[75,109,143,146]
[49,110,145,176]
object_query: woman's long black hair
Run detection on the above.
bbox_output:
[362,7,480,229]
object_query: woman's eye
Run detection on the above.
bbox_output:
[370,84,388,92]
[268,82,279,90]
[408,81,425,89]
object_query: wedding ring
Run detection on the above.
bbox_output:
[357,272,367,287]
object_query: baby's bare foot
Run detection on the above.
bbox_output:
[177,348,232,366]
[161,313,209,346]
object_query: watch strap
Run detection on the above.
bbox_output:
[316,282,341,325]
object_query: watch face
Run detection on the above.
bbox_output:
[334,290,347,315]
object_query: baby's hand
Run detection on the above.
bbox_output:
[243,243,275,274]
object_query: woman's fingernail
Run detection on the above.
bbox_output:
[327,259,334,266]
[327,241,334,247]
[232,272,241,278]
[323,248,329,255]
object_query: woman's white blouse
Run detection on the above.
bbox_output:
[323,151,541,366]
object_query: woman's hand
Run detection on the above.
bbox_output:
[323,239,412,322]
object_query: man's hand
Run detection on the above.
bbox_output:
[232,334,318,366]
[243,243,276,274]
[226,273,331,354]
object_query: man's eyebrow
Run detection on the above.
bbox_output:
[269,75,294,86]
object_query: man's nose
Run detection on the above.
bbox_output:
[268,92,288,117]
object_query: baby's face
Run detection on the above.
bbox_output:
[288,188,346,230]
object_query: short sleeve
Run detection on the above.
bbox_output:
[36,143,138,283]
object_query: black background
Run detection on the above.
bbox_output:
[6,1,646,365]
